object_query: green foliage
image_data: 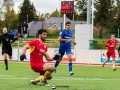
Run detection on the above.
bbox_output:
[94,0,117,38]
[66,12,80,21]
[95,38,107,49]
[111,0,120,36]
[27,36,37,38]
[95,38,119,49]
[75,0,87,20]
[10,17,18,29]
[94,0,112,27]
[38,14,46,21]
[50,9,60,17]
[44,13,50,20]
[0,20,4,34]
[11,38,59,48]
[18,0,36,23]
[47,29,59,38]
[4,7,18,30]
[39,10,61,21]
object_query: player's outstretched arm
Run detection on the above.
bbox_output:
[9,34,15,43]
[44,52,54,61]
[70,38,76,45]
[20,54,26,61]
[105,40,110,47]
[58,36,69,42]
[44,53,61,61]
[20,44,30,61]
[53,53,61,61]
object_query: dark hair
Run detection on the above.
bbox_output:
[65,21,71,25]
[111,33,115,35]
[111,33,115,36]
[38,29,47,34]
[37,29,47,37]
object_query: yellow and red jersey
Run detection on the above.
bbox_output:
[105,39,117,52]
[28,39,47,65]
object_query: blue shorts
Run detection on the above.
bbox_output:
[59,47,72,57]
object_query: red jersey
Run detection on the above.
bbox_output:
[105,39,117,52]
[28,39,47,65]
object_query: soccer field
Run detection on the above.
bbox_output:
[0,62,120,90]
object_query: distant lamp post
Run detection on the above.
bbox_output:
[27,14,28,23]
[118,27,120,38]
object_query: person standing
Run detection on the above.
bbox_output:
[0,27,15,70]
[102,34,117,71]
[54,21,76,75]
[20,29,60,86]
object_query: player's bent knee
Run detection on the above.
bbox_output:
[51,67,55,71]
[4,54,7,58]
[47,75,52,80]
[112,57,115,60]
[69,59,72,62]
[45,66,55,72]
[9,57,12,59]
[44,64,55,71]
[49,66,55,72]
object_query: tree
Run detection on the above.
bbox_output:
[18,0,36,23]
[38,13,45,21]
[75,0,87,20]
[95,0,111,26]
[28,3,36,22]
[0,0,18,31]
[111,0,120,37]
[50,9,61,17]
[0,19,4,34]
[94,0,114,38]
[44,13,50,20]
[66,11,80,21]
[4,7,17,30]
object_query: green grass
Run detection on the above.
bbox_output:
[0,62,120,90]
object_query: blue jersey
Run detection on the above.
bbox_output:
[59,29,72,48]
[9,31,15,38]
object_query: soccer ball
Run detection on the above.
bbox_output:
[51,84,56,89]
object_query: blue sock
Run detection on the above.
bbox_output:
[68,62,72,72]
[54,61,60,73]
[54,60,60,67]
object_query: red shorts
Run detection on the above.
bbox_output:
[106,52,115,59]
[30,63,45,75]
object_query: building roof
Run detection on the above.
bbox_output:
[48,24,61,30]
[28,17,87,36]
[28,21,42,36]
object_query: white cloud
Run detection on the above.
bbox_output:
[0,0,3,7]
[13,0,22,2]
[30,0,60,14]
[13,0,23,13]
[13,0,60,14]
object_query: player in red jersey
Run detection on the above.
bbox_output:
[102,34,117,71]
[20,29,60,86]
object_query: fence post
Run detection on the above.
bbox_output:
[17,41,20,61]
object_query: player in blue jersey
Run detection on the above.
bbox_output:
[54,21,76,75]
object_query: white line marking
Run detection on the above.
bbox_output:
[0,76,120,81]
